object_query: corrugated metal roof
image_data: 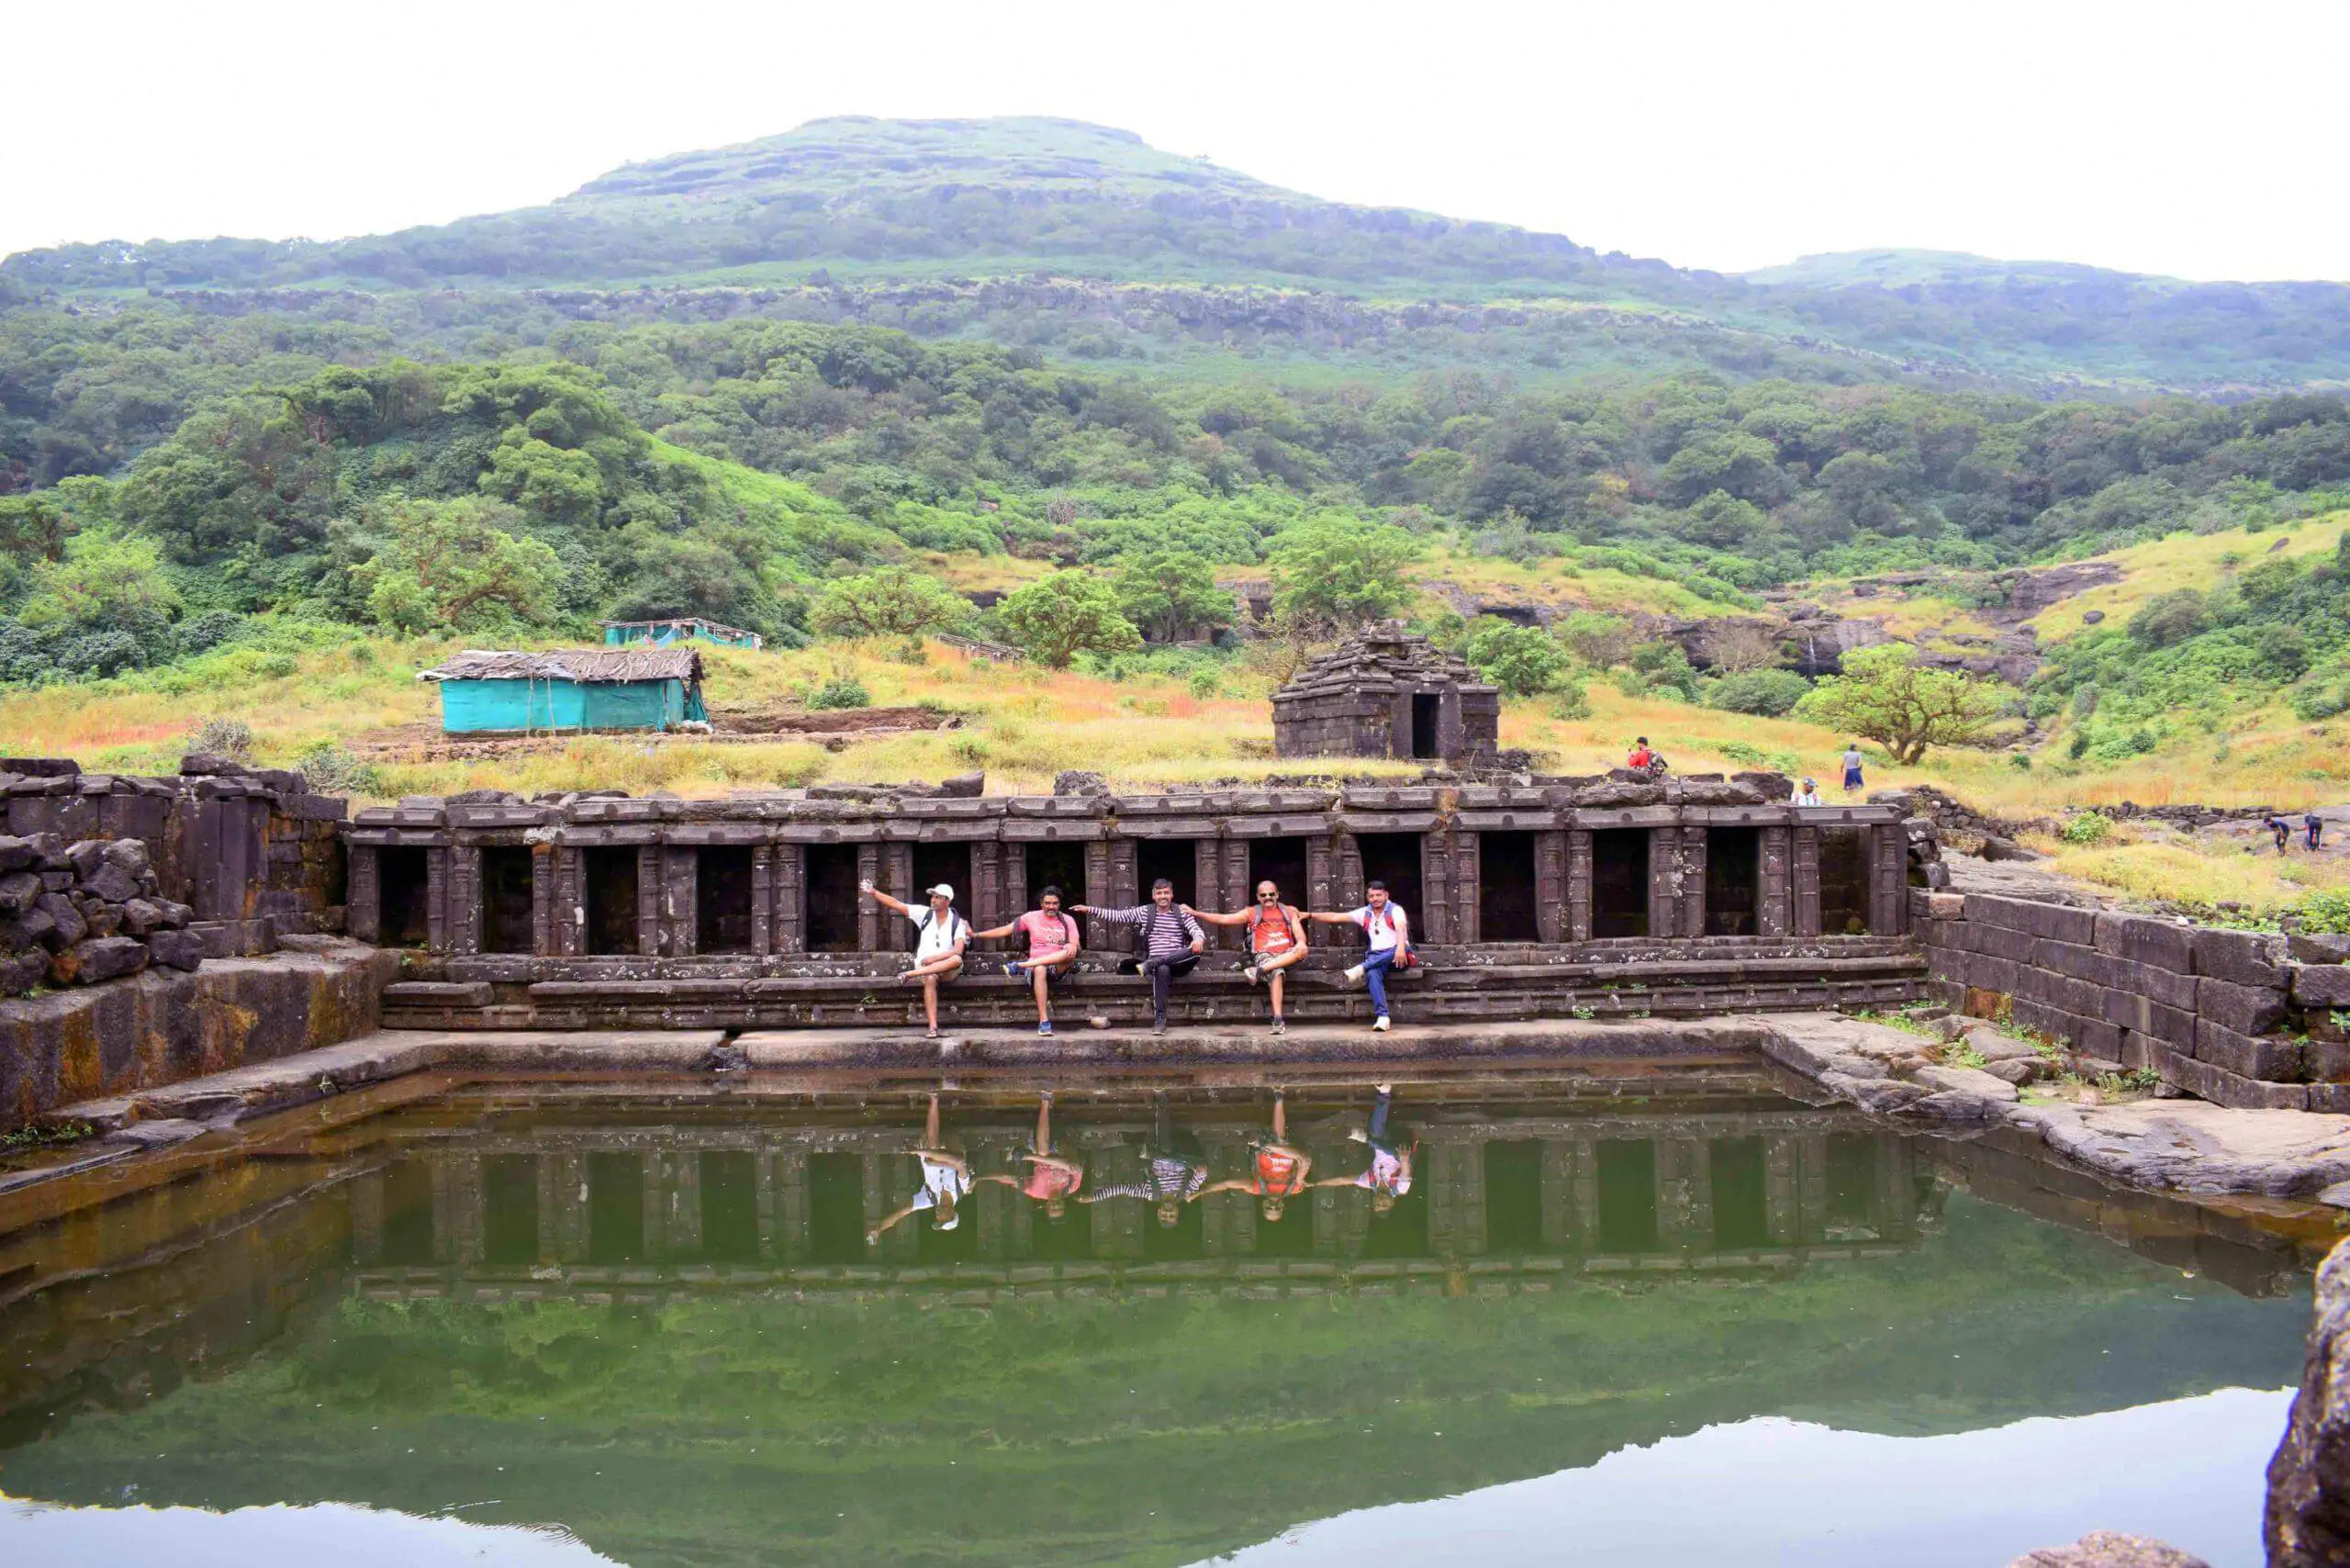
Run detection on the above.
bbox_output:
[417,648,705,684]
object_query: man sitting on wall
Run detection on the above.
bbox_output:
[1308,880,1412,1032]
[1074,879,1204,1036]
[973,885,1084,1037]
[861,878,968,1040]
[1185,879,1309,1036]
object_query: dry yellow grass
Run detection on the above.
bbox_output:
[2030,517,2349,640]
[2037,838,2350,913]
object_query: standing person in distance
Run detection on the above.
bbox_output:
[861,878,968,1040]
[1794,777,1824,807]
[1185,879,1309,1036]
[1309,880,1411,1032]
[972,884,1082,1036]
[1841,742,1866,795]
[2309,810,2327,852]
[1074,879,1204,1036]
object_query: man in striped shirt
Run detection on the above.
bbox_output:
[1080,1091,1207,1228]
[1074,879,1204,1036]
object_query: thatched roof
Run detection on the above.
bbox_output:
[416,648,705,684]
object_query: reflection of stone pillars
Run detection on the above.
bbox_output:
[1796,1133,1830,1244]
[866,1153,912,1261]
[1201,1134,1254,1257]
[1763,1136,1799,1245]
[1539,1140,1580,1251]
[348,1170,386,1264]
[547,1151,589,1261]
[1792,826,1821,939]
[655,1152,701,1260]
[770,1150,809,1262]
[1426,1137,1485,1258]
[1653,1139,1706,1252]
[431,1154,484,1264]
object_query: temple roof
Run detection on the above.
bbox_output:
[1271,622,1496,701]
[417,648,705,684]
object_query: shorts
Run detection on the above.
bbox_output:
[1015,957,1070,987]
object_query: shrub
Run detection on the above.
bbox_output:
[2128,588,2208,648]
[189,716,257,761]
[1545,682,1593,721]
[296,741,384,797]
[809,678,871,711]
[1186,669,1221,700]
[1465,622,1570,697]
[2297,889,2350,935]
[1707,668,1810,717]
[2059,812,2111,846]
[2293,683,2349,722]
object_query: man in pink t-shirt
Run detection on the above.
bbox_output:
[974,885,1084,1036]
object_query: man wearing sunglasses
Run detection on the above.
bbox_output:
[1185,880,1308,1036]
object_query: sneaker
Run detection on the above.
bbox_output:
[1152,1019,1169,1037]
[1038,1020,1054,1036]
[1271,1017,1286,1036]
[1343,964,1365,987]
[1243,964,1262,986]
[1371,1015,1390,1033]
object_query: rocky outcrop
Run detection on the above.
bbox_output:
[2009,1533,2207,1568]
[2268,1235,2350,1566]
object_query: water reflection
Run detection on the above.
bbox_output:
[0,1070,2333,1568]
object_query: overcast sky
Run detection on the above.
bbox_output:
[8,0,2343,282]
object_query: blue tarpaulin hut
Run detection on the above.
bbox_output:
[600,616,763,651]
[418,648,710,734]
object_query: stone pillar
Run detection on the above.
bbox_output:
[970,841,1005,945]
[1792,826,1822,939]
[1306,836,1337,913]
[1421,827,1452,946]
[442,846,481,954]
[1216,837,1251,950]
[1536,830,1568,945]
[1336,834,1366,911]
[633,845,662,957]
[1570,1135,1600,1247]
[750,846,774,957]
[1758,826,1793,939]
[856,843,885,950]
[1195,839,1235,950]
[771,844,804,955]
[1869,823,1907,936]
[1002,845,1029,933]
[1647,829,1682,940]
[1097,839,1131,951]
[426,845,452,952]
[664,846,698,957]
[884,843,915,951]
[348,1170,386,1264]
[1436,828,1478,945]
[347,846,381,944]
[531,843,558,955]
[1565,830,1593,943]
[548,1151,589,1261]
[548,846,583,957]
[1679,825,1707,939]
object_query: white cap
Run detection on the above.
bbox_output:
[927,883,956,901]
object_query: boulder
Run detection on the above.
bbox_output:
[152,898,193,928]
[0,869,39,914]
[99,837,151,878]
[145,927,206,972]
[2081,609,2106,624]
[34,891,85,949]
[119,897,164,936]
[2010,1531,2205,1567]
[2269,1237,2350,1565]
[0,835,35,873]
[1979,835,2043,862]
[78,901,121,940]
[0,948,48,994]
[1053,770,1109,798]
[48,935,149,986]
[63,839,109,879]
[179,752,251,777]
[939,771,986,799]
[1913,1063,2022,1102]
[78,862,140,903]
[0,905,56,952]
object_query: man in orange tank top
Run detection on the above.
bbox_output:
[1186,880,1309,1036]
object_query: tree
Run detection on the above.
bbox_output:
[1705,618,1786,674]
[1465,622,1569,698]
[1556,610,1635,669]
[1796,644,2005,764]
[1266,519,1421,635]
[348,496,562,634]
[810,566,968,641]
[996,570,1142,667]
[1113,550,1230,643]
[2127,588,2209,649]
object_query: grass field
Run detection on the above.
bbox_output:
[2030,519,2348,639]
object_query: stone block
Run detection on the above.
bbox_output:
[78,863,139,903]
[2195,1018,2303,1082]
[2094,910,2198,974]
[63,839,108,879]
[2193,927,2288,988]
[2307,1082,2350,1114]
[2155,1046,2310,1110]
[1914,1063,2020,1102]
[2308,1040,2350,1082]
[2292,963,2350,1009]
[0,870,38,914]
[145,928,205,971]
[0,837,33,874]
[2198,976,2288,1037]
[49,935,149,987]
[34,891,84,949]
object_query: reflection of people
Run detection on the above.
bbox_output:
[861,879,968,1039]
[867,1092,972,1242]
[1196,1090,1313,1221]
[973,885,1081,1037]
[1309,882,1411,1032]
[979,1092,1085,1220]
[1076,880,1204,1036]
[1314,1083,1414,1215]
[1187,881,1308,1036]
[1080,1090,1206,1227]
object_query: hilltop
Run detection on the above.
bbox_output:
[6,116,2350,393]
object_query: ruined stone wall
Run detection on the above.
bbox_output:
[1915,887,2350,1110]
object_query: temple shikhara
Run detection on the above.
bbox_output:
[1271,624,1501,767]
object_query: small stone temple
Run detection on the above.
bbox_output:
[1272,624,1500,766]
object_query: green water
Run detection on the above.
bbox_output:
[0,1075,2328,1566]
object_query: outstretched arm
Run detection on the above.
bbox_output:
[971,921,1018,941]
[1192,1178,1256,1199]
[867,1200,921,1242]
[1306,910,1360,925]
[861,879,911,916]
[1185,905,1248,927]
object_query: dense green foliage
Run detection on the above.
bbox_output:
[2034,531,2350,756]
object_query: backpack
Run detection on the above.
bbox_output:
[1247,902,1300,946]
[914,906,968,946]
